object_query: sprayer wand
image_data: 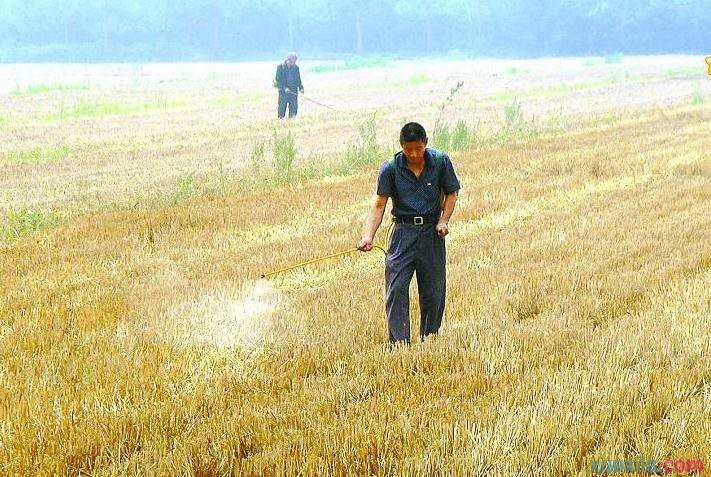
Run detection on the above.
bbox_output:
[260,223,394,279]
[260,245,387,279]
[284,88,339,111]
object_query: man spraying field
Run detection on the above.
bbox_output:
[274,52,304,118]
[358,122,461,346]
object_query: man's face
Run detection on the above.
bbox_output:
[401,140,427,162]
[287,56,297,66]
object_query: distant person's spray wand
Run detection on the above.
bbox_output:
[284,88,339,112]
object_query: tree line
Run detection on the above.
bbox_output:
[0,0,707,62]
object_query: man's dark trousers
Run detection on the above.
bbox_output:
[385,222,446,344]
[278,90,298,118]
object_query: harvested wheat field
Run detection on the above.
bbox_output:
[1,55,709,475]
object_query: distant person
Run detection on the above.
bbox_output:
[274,52,304,118]
[357,122,461,346]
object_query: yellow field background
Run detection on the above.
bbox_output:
[1,56,709,475]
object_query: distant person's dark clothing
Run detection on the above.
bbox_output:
[275,62,303,118]
[275,62,303,92]
[278,90,298,118]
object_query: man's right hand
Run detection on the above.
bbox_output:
[357,236,374,252]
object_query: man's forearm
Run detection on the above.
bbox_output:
[439,192,458,224]
[365,204,386,239]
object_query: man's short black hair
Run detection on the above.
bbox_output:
[400,122,427,143]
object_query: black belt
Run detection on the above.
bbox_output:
[393,215,439,225]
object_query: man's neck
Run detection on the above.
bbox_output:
[405,150,426,168]
[406,156,425,170]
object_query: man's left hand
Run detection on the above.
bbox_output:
[436,222,449,237]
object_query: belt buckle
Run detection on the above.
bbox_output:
[413,216,424,225]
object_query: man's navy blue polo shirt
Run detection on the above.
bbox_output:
[376,147,461,219]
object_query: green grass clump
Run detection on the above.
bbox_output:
[487,79,617,102]
[503,99,526,132]
[505,67,530,75]
[341,113,386,173]
[11,83,90,97]
[432,123,452,151]
[408,74,430,85]
[1,208,60,242]
[583,57,602,67]
[249,142,266,174]
[208,94,239,107]
[209,92,264,107]
[272,128,297,180]
[3,146,71,165]
[432,120,472,152]
[691,89,704,106]
[46,99,184,121]
[169,171,197,204]
[664,67,702,79]
[308,56,393,73]
[492,98,538,143]
[451,120,471,150]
